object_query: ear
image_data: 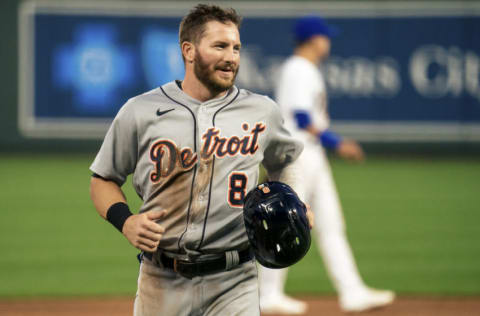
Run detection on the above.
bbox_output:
[182,41,195,64]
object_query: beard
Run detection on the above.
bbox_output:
[194,52,239,95]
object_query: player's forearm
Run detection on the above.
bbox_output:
[89,176,128,219]
[293,110,325,137]
[304,124,322,137]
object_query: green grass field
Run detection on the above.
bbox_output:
[0,153,479,298]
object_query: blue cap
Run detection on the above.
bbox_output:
[294,15,339,42]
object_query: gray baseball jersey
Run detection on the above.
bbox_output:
[90,80,303,259]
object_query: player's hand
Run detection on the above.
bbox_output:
[336,139,365,162]
[305,203,314,229]
[122,210,166,253]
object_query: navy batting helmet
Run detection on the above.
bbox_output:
[243,181,311,269]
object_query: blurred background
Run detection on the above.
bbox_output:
[0,0,479,309]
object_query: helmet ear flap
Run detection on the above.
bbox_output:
[243,181,311,269]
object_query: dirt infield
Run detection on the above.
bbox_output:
[1,296,479,316]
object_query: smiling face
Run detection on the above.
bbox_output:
[190,20,241,95]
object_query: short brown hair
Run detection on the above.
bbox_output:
[179,4,242,45]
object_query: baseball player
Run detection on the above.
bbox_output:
[258,15,395,314]
[89,4,313,316]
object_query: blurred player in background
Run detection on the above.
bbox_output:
[258,15,395,314]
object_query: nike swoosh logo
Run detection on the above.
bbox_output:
[156,108,175,116]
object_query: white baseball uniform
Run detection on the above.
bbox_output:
[259,55,367,302]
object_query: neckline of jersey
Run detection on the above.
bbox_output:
[160,80,239,108]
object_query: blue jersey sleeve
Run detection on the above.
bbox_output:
[293,110,312,129]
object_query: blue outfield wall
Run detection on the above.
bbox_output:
[14,1,480,144]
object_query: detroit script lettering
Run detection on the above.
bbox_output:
[149,122,266,182]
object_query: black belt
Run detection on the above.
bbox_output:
[142,248,254,279]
